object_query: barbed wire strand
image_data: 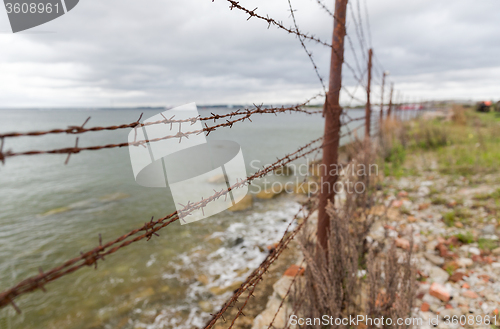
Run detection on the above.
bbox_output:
[346,69,368,108]
[218,0,366,87]
[0,95,323,140]
[287,0,327,94]
[265,259,305,329]
[362,0,373,47]
[1,108,364,167]
[348,1,367,64]
[204,204,314,329]
[313,0,366,89]
[314,0,333,17]
[0,101,325,163]
[220,0,331,47]
[355,0,369,53]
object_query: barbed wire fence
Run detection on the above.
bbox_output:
[0,0,421,327]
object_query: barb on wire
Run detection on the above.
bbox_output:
[218,0,332,47]
[314,0,333,17]
[287,0,326,94]
[64,138,79,165]
[0,135,326,312]
[0,96,322,140]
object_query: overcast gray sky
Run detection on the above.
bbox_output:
[0,0,499,107]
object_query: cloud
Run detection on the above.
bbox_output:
[0,0,499,107]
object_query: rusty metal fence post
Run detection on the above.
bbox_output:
[365,48,373,139]
[317,0,348,252]
[380,71,386,122]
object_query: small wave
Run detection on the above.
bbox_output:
[141,200,301,329]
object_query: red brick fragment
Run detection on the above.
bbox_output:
[395,238,410,250]
[430,282,450,302]
[472,255,483,263]
[478,274,490,282]
[449,272,466,283]
[418,203,430,210]
[462,290,479,299]
[283,264,305,277]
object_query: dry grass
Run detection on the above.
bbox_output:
[451,104,467,126]
[292,140,417,328]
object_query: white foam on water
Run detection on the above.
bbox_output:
[141,200,302,329]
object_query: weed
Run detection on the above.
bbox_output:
[492,188,500,200]
[455,231,474,244]
[443,263,455,276]
[478,238,498,251]
[443,212,455,227]
[474,193,493,201]
[454,207,471,219]
[428,186,439,196]
[409,120,449,151]
[431,196,448,205]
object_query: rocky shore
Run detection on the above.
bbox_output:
[377,168,500,328]
[249,162,500,329]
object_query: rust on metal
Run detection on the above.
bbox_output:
[317,0,348,252]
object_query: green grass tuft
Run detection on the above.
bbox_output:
[455,231,474,244]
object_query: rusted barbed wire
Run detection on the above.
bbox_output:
[349,1,368,64]
[265,260,305,329]
[204,204,314,329]
[3,110,363,163]
[203,125,377,329]
[0,95,323,140]
[287,0,326,94]
[0,134,327,312]
[312,0,366,83]
[220,0,331,47]
[346,69,368,108]
[0,102,325,163]
[314,0,334,17]
[286,0,367,109]
[218,0,366,87]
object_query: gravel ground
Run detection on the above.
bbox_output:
[369,158,500,329]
